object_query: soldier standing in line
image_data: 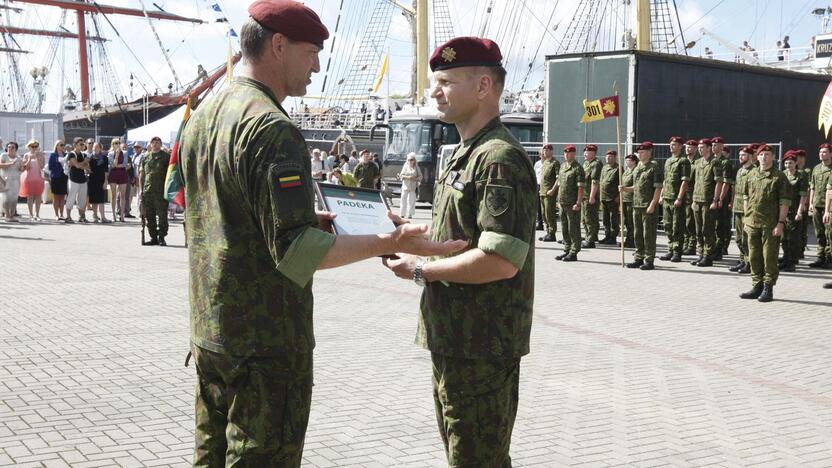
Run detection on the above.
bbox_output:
[712,137,735,260]
[808,143,832,268]
[620,141,663,270]
[796,149,811,259]
[353,149,380,189]
[598,149,620,245]
[555,145,585,261]
[658,136,690,262]
[538,143,560,242]
[690,138,724,267]
[729,146,754,274]
[139,136,170,246]
[780,151,808,272]
[383,36,536,467]
[180,3,465,464]
[621,153,637,248]
[740,144,791,303]
[683,139,699,255]
[581,144,602,248]
[823,180,832,288]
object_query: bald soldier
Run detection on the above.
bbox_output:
[179,2,465,465]
[383,37,536,466]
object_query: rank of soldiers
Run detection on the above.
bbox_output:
[540,138,832,300]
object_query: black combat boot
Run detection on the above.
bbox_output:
[561,252,578,262]
[757,284,774,302]
[738,263,751,274]
[158,236,167,247]
[639,261,655,270]
[809,255,827,268]
[690,256,703,266]
[623,238,635,248]
[740,283,763,299]
[539,233,556,242]
[555,252,569,260]
[659,253,673,261]
[713,252,723,261]
[823,282,832,289]
[670,254,682,263]
[781,262,795,272]
[697,257,713,267]
[682,247,696,256]
[143,236,159,246]
[729,261,742,272]
[627,259,644,269]
[581,240,595,248]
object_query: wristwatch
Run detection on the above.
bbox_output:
[413,259,427,287]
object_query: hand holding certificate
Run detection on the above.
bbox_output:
[315,183,397,235]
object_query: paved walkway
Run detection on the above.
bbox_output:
[1,201,831,467]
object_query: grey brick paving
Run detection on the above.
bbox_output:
[2,200,832,467]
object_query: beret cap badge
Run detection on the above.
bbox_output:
[441,47,457,63]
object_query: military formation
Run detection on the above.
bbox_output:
[537,138,832,300]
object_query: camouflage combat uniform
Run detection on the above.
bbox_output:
[582,157,602,243]
[684,154,700,253]
[539,158,560,238]
[621,164,635,246]
[661,152,691,257]
[716,154,736,255]
[558,160,586,255]
[782,169,808,267]
[691,156,723,260]
[421,116,535,467]
[744,166,791,286]
[732,164,753,266]
[810,162,832,262]
[180,77,337,467]
[353,160,379,189]
[599,161,620,242]
[632,159,663,262]
[140,150,171,240]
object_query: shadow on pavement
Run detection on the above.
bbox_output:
[0,235,53,242]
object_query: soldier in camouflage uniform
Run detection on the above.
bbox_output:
[690,138,724,267]
[621,154,637,248]
[729,147,754,274]
[180,5,464,466]
[740,145,791,302]
[556,145,585,261]
[581,144,602,248]
[713,137,735,259]
[658,136,690,262]
[796,150,811,258]
[598,150,620,245]
[139,136,171,246]
[780,151,808,272]
[824,181,832,288]
[809,144,832,268]
[383,36,535,467]
[683,139,699,255]
[353,149,379,189]
[620,142,663,270]
[538,143,559,242]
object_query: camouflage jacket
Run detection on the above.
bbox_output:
[632,160,663,209]
[583,157,602,186]
[743,166,791,229]
[599,163,620,202]
[419,117,535,359]
[685,156,699,203]
[661,154,691,201]
[558,160,585,205]
[785,170,808,217]
[141,150,170,194]
[180,77,335,357]
[732,165,754,214]
[691,156,723,203]
[810,163,832,208]
[622,167,635,204]
[539,158,560,195]
[353,161,379,189]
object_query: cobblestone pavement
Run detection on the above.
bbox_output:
[2,201,832,467]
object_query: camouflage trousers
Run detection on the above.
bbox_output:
[541,195,557,236]
[560,202,582,254]
[582,200,600,242]
[715,201,733,253]
[633,207,658,262]
[601,200,619,240]
[781,214,804,265]
[801,212,809,255]
[692,202,718,258]
[684,203,697,251]
[746,225,781,286]
[431,352,520,468]
[143,192,169,238]
[623,202,634,242]
[811,210,830,258]
[192,346,313,468]
[662,201,685,255]
[734,213,748,262]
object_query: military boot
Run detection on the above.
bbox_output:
[690,256,703,266]
[581,240,595,248]
[740,283,764,299]
[623,237,635,248]
[757,284,774,302]
[659,252,674,261]
[555,252,569,260]
[539,233,556,242]
[823,282,832,289]
[670,254,682,263]
[627,259,644,269]
[143,236,159,246]
[639,261,655,270]
[158,236,167,247]
[809,255,827,268]
[781,262,795,272]
[562,252,578,262]
[729,261,743,272]
[738,263,751,274]
[697,257,714,267]
[682,247,696,256]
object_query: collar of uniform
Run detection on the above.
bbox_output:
[233,77,288,117]
[759,167,774,177]
[461,116,502,146]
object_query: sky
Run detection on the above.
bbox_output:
[1,0,827,113]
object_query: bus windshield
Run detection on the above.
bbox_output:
[387,121,431,161]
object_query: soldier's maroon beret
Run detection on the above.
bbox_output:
[542,143,553,150]
[712,136,725,144]
[637,141,653,151]
[669,136,684,144]
[756,143,773,154]
[625,153,638,161]
[819,143,831,150]
[248,0,329,48]
[685,139,698,146]
[584,144,598,152]
[739,146,753,154]
[429,36,502,72]
[564,145,576,153]
[699,138,712,146]
[606,150,617,156]
[795,149,807,157]
[783,152,797,162]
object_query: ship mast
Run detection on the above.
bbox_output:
[636,0,651,51]
[9,0,203,107]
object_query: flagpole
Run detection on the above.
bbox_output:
[613,82,624,268]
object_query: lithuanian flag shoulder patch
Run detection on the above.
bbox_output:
[278,174,302,189]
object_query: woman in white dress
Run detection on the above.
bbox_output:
[0,141,24,222]
[397,152,421,219]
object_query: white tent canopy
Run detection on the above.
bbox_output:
[126,104,186,146]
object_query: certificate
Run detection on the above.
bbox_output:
[315,182,396,235]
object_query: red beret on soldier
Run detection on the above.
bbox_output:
[699,138,712,146]
[564,145,576,153]
[248,0,330,48]
[637,141,653,151]
[711,136,725,144]
[669,136,684,144]
[542,143,553,150]
[429,36,503,72]
[606,150,617,156]
[795,149,807,157]
[756,143,773,155]
[584,144,598,152]
[820,143,831,150]
[685,139,698,146]
[783,151,797,162]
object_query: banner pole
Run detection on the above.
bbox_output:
[614,83,624,267]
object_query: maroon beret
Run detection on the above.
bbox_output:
[542,143,553,150]
[625,153,638,161]
[748,143,760,151]
[606,150,617,156]
[795,149,807,157]
[739,146,753,154]
[685,139,698,146]
[249,0,329,48]
[699,138,712,146]
[669,136,684,144]
[430,36,502,72]
[564,145,576,153]
[819,143,831,150]
[783,152,797,162]
[712,136,725,144]
[637,141,653,151]
[756,143,773,154]
[584,144,598,152]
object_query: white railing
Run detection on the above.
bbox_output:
[701,46,816,71]
[289,111,388,130]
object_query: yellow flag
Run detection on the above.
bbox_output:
[372,54,389,94]
[226,35,234,82]
[580,96,619,124]
[819,81,832,138]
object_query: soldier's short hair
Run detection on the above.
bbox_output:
[241,18,275,63]
[467,66,506,93]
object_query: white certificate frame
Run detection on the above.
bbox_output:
[314,182,396,235]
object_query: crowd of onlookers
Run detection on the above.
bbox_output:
[0,137,177,223]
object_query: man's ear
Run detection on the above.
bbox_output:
[478,73,494,100]
[270,33,288,61]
